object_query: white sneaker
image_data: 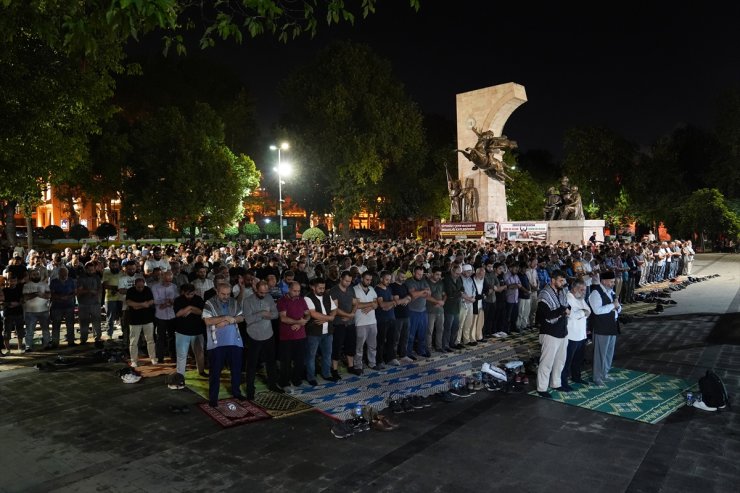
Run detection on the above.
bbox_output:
[130,361,138,368]
[151,358,159,365]
[692,400,718,412]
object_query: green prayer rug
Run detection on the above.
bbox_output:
[184,368,268,401]
[529,367,691,424]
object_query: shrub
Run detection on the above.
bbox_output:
[302,227,326,241]
[44,224,66,240]
[224,225,240,237]
[69,224,90,240]
[95,222,117,239]
[241,223,261,237]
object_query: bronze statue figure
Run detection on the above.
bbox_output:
[455,127,517,182]
[448,178,463,222]
[462,178,479,222]
[543,176,586,220]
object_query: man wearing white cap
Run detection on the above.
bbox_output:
[589,270,621,386]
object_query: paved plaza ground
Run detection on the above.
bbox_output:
[0,254,738,493]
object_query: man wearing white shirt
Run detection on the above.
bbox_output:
[561,280,591,387]
[589,270,621,386]
[353,272,378,373]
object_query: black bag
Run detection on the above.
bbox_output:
[698,370,730,409]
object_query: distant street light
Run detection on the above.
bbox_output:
[269,142,291,241]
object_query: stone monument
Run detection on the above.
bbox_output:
[455,83,527,223]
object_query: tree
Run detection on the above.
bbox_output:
[122,103,260,237]
[673,189,740,241]
[279,41,425,235]
[562,126,638,214]
[242,223,261,239]
[96,222,118,239]
[506,167,545,221]
[69,224,90,240]
[302,227,326,241]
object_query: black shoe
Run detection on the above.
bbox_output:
[323,375,339,382]
[308,379,318,386]
[389,399,405,414]
[537,391,552,399]
[268,385,285,393]
[466,341,478,347]
[407,354,418,361]
[199,371,209,377]
[331,369,342,380]
[234,394,247,401]
[401,398,415,412]
[455,344,465,350]
[555,385,573,392]
[571,379,589,385]
[349,367,363,376]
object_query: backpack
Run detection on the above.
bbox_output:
[698,370,730,410]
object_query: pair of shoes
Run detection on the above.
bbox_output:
[571,379,589,385]
[331,369,343,379]
[307,379,318,386]
[331,421,355,439]
[198,370,209,377]
[407,395,425,409]
[537,391,553,399]
[466,341,478,347]
[555,385,573,392]
[372,414,399,431]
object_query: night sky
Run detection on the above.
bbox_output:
[182,1,740,158]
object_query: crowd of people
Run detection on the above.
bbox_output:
[0,233,698,403]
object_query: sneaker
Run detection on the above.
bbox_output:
[24,347,32,353]
[388,359,401,366]
[349,417,370,433]
[408,395,425,409]
[389,399,405,414]
[407,354,418,361]
[555,385,573,392]
[307,380,318,386]
[323,375,339,383]
[399,356,414,364]
[401,398,415,412]
[536,390,552,399]
[371,363,384,371]
[371,417,394,432]
[521,375,530,385]
[130,361,138,368]
[450,386,472,398]
[439,390,457,402]
[349,367,363,376]
[150,358,159,365]
[331,421,355,439]
[331,369,342,380]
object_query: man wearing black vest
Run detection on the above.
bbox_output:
[304,278,338,386]
[588,270,621,386]
[535,270,571,398]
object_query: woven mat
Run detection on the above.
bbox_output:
[288,337,523,419]
[529,367,692,424]
[197,398,271,428]
[253,390,314,419]
[135,360,176,378]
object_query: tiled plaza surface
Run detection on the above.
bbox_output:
[0,253,738,493]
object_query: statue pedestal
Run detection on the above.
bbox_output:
[461,169,507,223]
[548,219,605,244]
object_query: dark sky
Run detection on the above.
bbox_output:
[187,1,740,158]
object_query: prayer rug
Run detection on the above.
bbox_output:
[135,361,176,378]
[529,367,692,424]
[289,338,519,419]
[253,390,314,419]
[197,398,271,428]
[184,369,268,401]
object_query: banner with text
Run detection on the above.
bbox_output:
[440,222,485,238]
[499,222,548,241]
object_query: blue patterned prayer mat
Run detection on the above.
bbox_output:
[529,367,692,424]
[288,338,519,419]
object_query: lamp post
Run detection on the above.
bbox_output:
[269,142,290,241]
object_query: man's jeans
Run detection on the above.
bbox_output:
[25,311,50,348]
[78,304,102,342]
[175,333,205,375]
[106,300,122,336]
[305,333,333,379]
[50,307,75,344]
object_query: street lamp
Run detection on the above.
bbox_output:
[270,142,291,241]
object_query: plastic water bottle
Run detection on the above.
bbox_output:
[354,404,363,419]
[686,392,693,406]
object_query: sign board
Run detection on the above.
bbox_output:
[60,219,69,230]
[484,222,499,239]
[440,222,485,238]
[499,222,548,241]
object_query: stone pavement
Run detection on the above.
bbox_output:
[0,254,738,493]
